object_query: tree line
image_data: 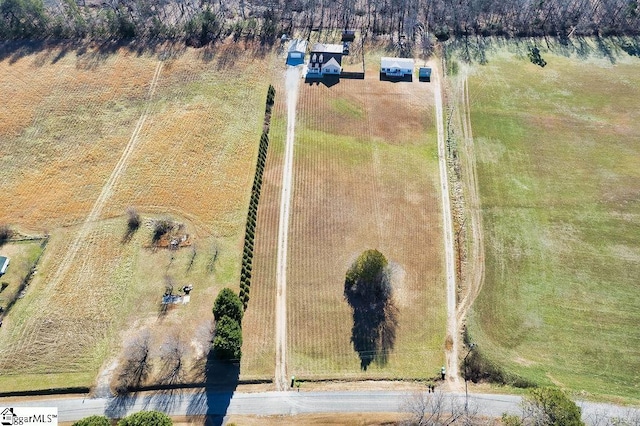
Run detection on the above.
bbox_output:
[1,0,638,44]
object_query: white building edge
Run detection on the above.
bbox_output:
[380,57,415,77]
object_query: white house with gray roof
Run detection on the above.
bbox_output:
[380,57,415,77]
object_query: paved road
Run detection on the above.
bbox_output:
[5,390,638,424]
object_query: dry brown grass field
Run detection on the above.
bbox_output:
[267,53,446,379]
[0,42,277,391]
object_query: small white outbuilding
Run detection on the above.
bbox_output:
[380,57,415,77]
[0,256,9,275]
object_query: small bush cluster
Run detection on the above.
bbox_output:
[72,415,111,426]
[263,84,276,131]
[239,86,275,310]
[122,207,142,243]
[127,207,141,232]
[212,288,243,361]
[462,331,536,388]
[117,411,172,426]
[152,218,174,242]
[72,411,172,426]
[528,46,547,67]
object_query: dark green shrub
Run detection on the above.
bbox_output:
[213,316,242,360]
[213,288,243,323]
[117,410,172,426]
[72,415,110,426]
[528,46,547,67]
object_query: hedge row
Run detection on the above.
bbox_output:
[239,85,275,310]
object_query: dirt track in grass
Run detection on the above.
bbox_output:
[274,65,303,391]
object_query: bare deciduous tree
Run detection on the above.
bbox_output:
[0,225,13,246]
[581,406,640,426]
[152,217,174,244]
[158,334,185,385]
[127,207,141,232]
[402,390,467,426]
[113,330,152,393]
[122,207,141,243]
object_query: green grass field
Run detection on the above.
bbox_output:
[464,42,640,402]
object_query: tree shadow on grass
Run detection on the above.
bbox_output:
[0,39,187,68]
[345,286,398,371]
[186,348,240,425]
[445,35,640,68]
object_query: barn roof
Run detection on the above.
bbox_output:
[311,43,343,54]
[381,57,415,69]
[288,39,308,54]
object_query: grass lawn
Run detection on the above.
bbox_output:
[0,240,45,313]
[464,40,640,402]
[0,42,276,391]
[278,53,446,380]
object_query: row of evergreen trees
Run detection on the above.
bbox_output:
[239,84,275,310]
[208,85,275,362]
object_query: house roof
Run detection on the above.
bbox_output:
[311,43,343,54]
[419,67,432,76]
[288,39,308,54]
[322,57,341,71]
[381,57,415,69]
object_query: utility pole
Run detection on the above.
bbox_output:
[464,342,476,413]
